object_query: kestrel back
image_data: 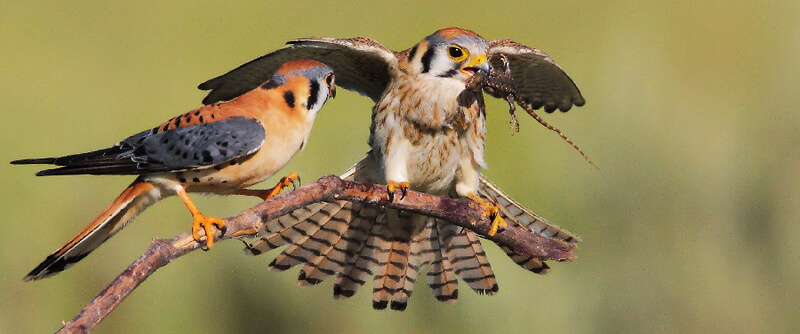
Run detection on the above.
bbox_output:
[199,28,585,310]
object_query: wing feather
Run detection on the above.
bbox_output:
[199,37,397,104]
[488,39,585,113]
[17,117,264,176]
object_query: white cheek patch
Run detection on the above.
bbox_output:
[306,80,332,119]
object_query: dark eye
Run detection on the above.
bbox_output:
[448,46,463,58]
[325,74,333,85]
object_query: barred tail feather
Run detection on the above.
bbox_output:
[478,174,578,275]
[478,174,581,243]
[501,245,551,274]
[371,210,423,311]
[333,207,383,300]
[296,204,355,285]
[416,218,459,302]
[267,201,349,271]
[243,201,330,256]
[438,222,499,295]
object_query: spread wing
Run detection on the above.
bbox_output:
[199,37,397,104]
[13,116,265,176]
[488,39,585,112]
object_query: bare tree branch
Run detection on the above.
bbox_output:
[56,175,577,333]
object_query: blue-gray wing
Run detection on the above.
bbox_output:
[488,39,585,113]
[199,37,397,105]
[15,117,265,176]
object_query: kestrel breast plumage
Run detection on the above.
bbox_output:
[199,28,585,310]
[13,60,336,281]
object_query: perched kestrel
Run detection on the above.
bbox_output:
[13,60,336,281]
[199,28,585,310]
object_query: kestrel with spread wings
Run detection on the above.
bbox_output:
[199,27,585,310]
[14,60,336,281]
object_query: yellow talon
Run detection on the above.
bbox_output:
[261,171,300,201]
[176,186,226,248]
[234,172,301,201]
[467,193,507,236]
[487,214,507,237]
[387,180,410,202]
[191,213,227,248]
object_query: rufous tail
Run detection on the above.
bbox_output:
[23,180,162,281]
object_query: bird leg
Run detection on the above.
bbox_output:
[234,172,300,201]
[387,180,410,202]
[175,186,226,249]
[467,193,507,236]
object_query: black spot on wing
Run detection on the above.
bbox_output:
[30,117,264,176]
[132,117,264,172]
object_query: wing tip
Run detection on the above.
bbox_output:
[10,159,68,177]
[200,95,216,105]
[10,158,55,165]
[31,166,123,176]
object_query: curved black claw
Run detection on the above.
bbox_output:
[387,181,410,202]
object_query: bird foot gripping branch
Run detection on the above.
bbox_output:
[467,193,508,236]
[260,172,301,200]
[176,186,227,249]
[235,172,301,201]
[386,180,409,202]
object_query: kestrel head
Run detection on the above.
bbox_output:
[405,27,490,82]
[263,60,336,117]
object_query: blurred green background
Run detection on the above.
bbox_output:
[2,1,798,333]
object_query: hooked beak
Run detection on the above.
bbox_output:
[329,82,336,99]
[460,54,489,77]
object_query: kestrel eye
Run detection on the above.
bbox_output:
[325,74,333,85]
[448,46,464,59]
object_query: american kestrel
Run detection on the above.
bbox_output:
[199,28,584,310]
[13,60,336,281]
